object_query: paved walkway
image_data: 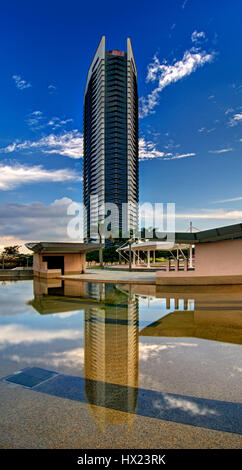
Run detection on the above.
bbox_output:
[61,268,156,284]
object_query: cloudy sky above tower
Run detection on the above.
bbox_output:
[0,0,242,249]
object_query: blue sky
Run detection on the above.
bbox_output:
[0,0,242,249]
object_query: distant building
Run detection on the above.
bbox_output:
[83,36,139,242]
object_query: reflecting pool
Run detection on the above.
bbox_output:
[0,278,241,448]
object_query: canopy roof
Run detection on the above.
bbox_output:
[25,242,100,254]
[139,222,242,245]
[121,241,189,251]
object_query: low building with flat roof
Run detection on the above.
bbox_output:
[26,242,100,278]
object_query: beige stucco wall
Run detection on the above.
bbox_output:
[33,252,86,278]
[33,253,41,272]
[64,253,86,274]
[64,280,87,297]
[33,278,63,296]
[195,238,242,275]
[33,253,50,276]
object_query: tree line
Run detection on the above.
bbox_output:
[0,246,33,269]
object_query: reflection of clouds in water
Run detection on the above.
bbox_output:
[52,311,81,319]
[0,324,82,346]
[139,344,171,360]
[7,347,85,369]
[139,298,162,305]
[42,348,84,368]
[139,342,197,360]
[139,297,194,309]
[153,395,218,417]
[0,281,33,316]
[0,281,19,285]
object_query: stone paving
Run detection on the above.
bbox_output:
[61,268,156,284]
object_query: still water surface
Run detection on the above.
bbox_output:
[0,278,241,447]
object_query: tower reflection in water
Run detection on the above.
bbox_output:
[30,279,139,430]
[84,283,139,429]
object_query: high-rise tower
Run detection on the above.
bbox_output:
[83,36,138,241]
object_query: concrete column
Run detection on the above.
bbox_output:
[189,245,193,268]
[129,240,132,271]
[166,298,171,309]
[147,250,150,268]
[81,253,86,273]
[133,250,136,266]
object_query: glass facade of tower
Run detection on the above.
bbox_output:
[83,37,138,241]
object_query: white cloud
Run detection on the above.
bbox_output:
[25,111,74,131]
[48,84,57,93]
[25,110,44,127]
[47,117,73,130]
[139,47,215,118]
[12,74,31,90]
[139,343,175,360]
[0,130,83,159]
[163,153,195,160]
[0,324,82,345]
[176,209,242,219]
[213,196,242,203]
[7,348,85,370]
[0,197,79,244]
[0,163,81,190]
[198,127,215,134]
[153,395,218,416]
[139,137,165,160]
[208,148,233,154]
[225,107,234,115]
[139,137,195,161]
[229,113,242,126]
[1,133,194,162]
[139,342,197,361]
[191,30,206,43]
[0,236,31,254]
[141,205,240,230]
[40,348,84,368]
